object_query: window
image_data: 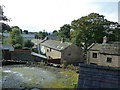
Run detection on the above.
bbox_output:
[92,53,97,58]
[68,53,71,56]
[47,49,49,52]
[107,57,112,63]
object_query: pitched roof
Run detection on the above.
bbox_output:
[100,42,120,55]
[41,40,72,51]
[88,42,120,55]
[22,34,35,38]
[31,39,45,45]
[87,43,102,51]
[0,44,14,51]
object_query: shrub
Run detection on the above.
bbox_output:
[23,40,34,48]
[66,64,77,70]
[14,43,22,49]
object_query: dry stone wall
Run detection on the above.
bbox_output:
[77,63,120,88]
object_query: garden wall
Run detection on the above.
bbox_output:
[11,50,34,61]
[77,63,120,88]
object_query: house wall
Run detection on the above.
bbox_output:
[44,46,61,59]
[87,50,100,65]
[87,50,120,67]
[61,44,83,64]
[99,54,120,67]
[77,63,120,88]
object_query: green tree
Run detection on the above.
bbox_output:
[71,13,119,52]
[23,30,28,34]
[7,27,23,49]
[58,24,71,41]
[52,30,58,36]
[2,23,11,33]
[23,39,34,48]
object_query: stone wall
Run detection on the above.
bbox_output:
[77,63,120,88]
[11,50,34,61]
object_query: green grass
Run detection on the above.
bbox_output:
[45,69,79,88]
[2,66,79,88]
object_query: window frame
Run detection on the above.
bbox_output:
[107,57,112,63]
[92,53,97,58]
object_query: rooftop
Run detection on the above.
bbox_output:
[41,40,72,51]
[88,42,120,55]
[0,44,14,51]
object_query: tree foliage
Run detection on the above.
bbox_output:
[35,30,49,39]
[58,24,71,41]
[7,27,23,49]
[23,39,34,48]
[52,30,58,36]
[71,13,120,52]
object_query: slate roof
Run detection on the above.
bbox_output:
[3,33,35,38]
[41,40,72,51]
[87,43,102,51]
[48,35,58,40]
[22,34,35,38]
[31,39,45,45]
[100,42,120,55]
[88,42,120,55]
[0,44,14,51]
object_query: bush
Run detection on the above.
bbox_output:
[14,43,22,49]
[23,40,34,48]
[66,64,77,70]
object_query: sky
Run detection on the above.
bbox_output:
[0,0,119,32]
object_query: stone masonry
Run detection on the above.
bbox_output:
[77,63,120,88]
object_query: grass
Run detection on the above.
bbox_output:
[2,65,79,88]
[44,68,79,88]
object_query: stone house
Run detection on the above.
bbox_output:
[40,39,83,65]
[0,44,14,60]
[87,36,120,67]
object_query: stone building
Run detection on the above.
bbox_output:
[87,36,120,67]
[0,44,14,60]
[77,63,120,88]
[40,39,83,65]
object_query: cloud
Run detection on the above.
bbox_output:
[1,0,119,32]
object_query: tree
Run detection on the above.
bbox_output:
[2,23,11,33]
[58,24,71,41]
[23,39,34,48]
[52,30,58,36]
[0,5,11,44]
[23,30,28,34]
[71,13,119,52]
[7,27,23,49]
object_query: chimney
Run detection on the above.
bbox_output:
[61,38,64,43]
[103,36,107,44]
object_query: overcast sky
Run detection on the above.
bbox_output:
[1,0,119,32]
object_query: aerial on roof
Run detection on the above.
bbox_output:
[41,40,72,51]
